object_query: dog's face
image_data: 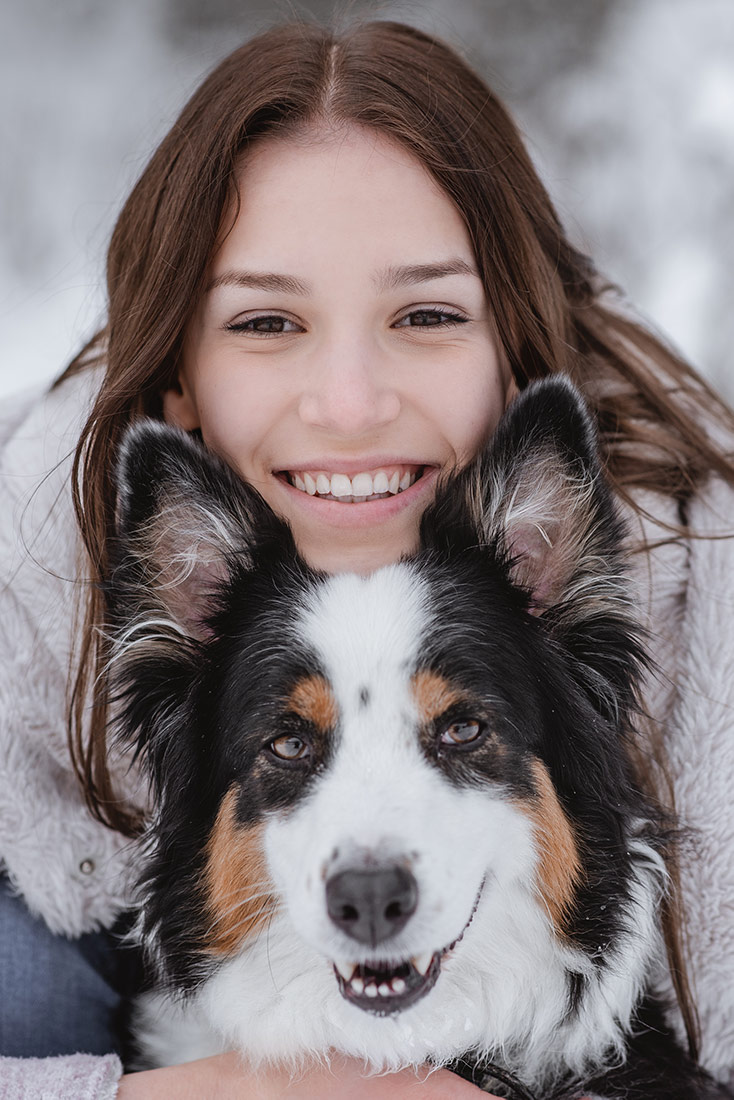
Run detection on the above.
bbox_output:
[205,559,553,1020]
[111,378,663,1079]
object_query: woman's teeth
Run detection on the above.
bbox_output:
[288,468,420,502]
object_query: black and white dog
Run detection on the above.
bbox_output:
[109,378,726,1099]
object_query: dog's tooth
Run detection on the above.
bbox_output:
[413,952,433,976]
[350,976,364,995]
[399,471,412,492]
[304,472,317,495]
[392,977,407,994]
[388,471,400,494]
[334,960,353,981]
[293,473,306,492]
[365,982,379,998]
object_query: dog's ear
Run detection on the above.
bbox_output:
[112,419,292,640]
[422,376,625,619]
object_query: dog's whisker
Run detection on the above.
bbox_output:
[264,899,282,995]
[202,876,275,903]
[211,893,283,928]
[207,886,277,917]
[226,896,282,932]
[215,900,284,955]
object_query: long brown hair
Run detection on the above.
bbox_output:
[60,18,734,1057]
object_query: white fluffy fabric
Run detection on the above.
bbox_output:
[0,372,143,935]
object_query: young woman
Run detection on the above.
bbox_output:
[1,18,733,1099]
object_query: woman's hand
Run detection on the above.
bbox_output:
[116,1051,497,1098]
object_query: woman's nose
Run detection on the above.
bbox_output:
[298,346,401,437]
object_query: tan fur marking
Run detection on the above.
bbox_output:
[288,676,338,731]
[411,669,463,723]
[525,759,582,933]
[205,788,276,956]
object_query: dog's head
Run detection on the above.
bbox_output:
[110,377,662,1074]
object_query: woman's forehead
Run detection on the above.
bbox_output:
[212,127,480,279]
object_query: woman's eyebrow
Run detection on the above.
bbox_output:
[206,271,309,294]
[375,259,480,291]
[206,259,479,296]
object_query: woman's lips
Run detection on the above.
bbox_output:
[273,464,439,528]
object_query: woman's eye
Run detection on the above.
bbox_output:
[394,308,468,329]
[439,720,484,747]
[268,734,311,761]
[225,309,467,336]
[226,314,302,336]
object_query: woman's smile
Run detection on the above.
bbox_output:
[272,463,439,531]
[284,464,423,502]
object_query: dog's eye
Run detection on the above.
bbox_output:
[269,735,310,762]
[439,720,483,746]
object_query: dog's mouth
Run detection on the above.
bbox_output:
[332,883,483,1016]
[333,949,442,1015]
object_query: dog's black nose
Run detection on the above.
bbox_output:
[326,865,418,946]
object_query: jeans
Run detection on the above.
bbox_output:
[0,876,141,1060]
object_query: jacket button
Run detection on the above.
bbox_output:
[79,859,95,874]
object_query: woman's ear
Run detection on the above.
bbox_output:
[161,371,201,430]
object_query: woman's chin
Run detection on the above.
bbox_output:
[297,533,419,575]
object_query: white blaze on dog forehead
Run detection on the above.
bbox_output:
[295,563,431,708]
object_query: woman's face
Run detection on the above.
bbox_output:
[164,127,511,573]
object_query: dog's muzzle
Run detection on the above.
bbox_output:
[327,870,484,1016]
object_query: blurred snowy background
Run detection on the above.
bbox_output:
[1,0,733,399]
